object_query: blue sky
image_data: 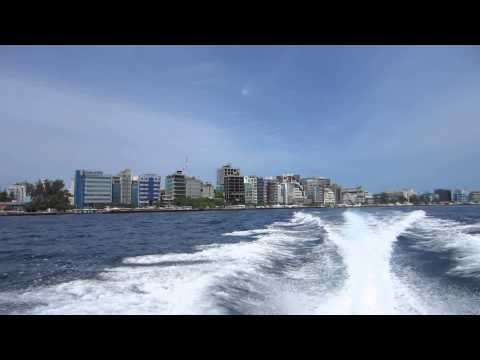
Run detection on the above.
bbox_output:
[1,45,479,193]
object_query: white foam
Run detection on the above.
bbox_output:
[222,228,277,237]
[6,211,321,315]
[8,209,475,315]
[314,210,426,314]
[409,216,480,278]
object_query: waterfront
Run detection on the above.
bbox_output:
[1,205,480,314]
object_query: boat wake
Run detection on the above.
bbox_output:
[2,208,480,314]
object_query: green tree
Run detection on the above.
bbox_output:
[0,191,12,202]
[25,179,71,212]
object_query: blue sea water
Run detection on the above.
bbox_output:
[1,206,480,314]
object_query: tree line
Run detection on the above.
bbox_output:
[7,180,72,212]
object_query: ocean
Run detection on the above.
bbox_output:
[1,206,480,314]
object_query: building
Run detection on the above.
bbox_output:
[453,189,468,203]
[201,182,214,199]
[185,176,202,199]
[277,173,301,184]
[68,180,75,206]
[138,174,161,206]
[301,177,331,206]
[341,186,365,205]
[257,177,267,205]
[244,176,258,205]
[131,176,139,207]
[418,192,439,204]
[401,189,416,202]
[330,183,343,205]
[6,184,27,203]
[74,170,112,209]
[469,191,480,203]
[165,170,186,201]
[434,189,452,202]
[216,164,240,192]
[364,192,375,205]
[323,188,336,207]
[112,176,121,204]
[383,189,416,203]
[265,177,280,205]
[224,175,245,204]
[118,169,132,205]
[279,181,305,205]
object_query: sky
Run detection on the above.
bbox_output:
[1,45,479,193]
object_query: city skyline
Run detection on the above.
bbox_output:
[1,45,480,192]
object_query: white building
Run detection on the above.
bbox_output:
[185,176,203,198]
[323,188,336,206]
[341,187,365,205]
[244,176,258,205]
[401,189,416,201]
[201,182,214,199]
[280,181,305,205]
[364,192,375,205]
[6,184,27,203]
[118,169,132,205]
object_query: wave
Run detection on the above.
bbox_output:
[6,208,477,315]
[4,210,323,315]
[407,216,480,278]
[312,209,426,314]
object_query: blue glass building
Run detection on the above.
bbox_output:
[74,170,112,209]
[138,174,161,206]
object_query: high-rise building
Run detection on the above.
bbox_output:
[165,170,186,201]
[74,170,112,209]
[279,181,305,205]
[6,184,27,203]
[244,176,258,205]
[453,189,468,203]
[131,176,139,207]
[257,177,267,205]
[112,176,121,204]
[138,174,161,206]
[201,182,214,199]
[323,188,336,206]
[118,169,132,205]
[265,177,279,205]
[434,189,452,202]
[224,175,244,204]
[330,183,343,205]
[469,191,480,203]
[301,177,331,206]
[216,164,240,192]
[341,186,365,205]
[185,176,202,199]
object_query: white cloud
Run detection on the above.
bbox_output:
[0,73,237,186]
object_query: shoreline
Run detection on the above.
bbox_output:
[1,203,479,217]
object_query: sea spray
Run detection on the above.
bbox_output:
[318,210,426,314]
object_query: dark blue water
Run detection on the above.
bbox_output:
[1,206,480,314]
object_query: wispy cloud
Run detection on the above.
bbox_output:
[0,72,236,186]
[0,71,293,187]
